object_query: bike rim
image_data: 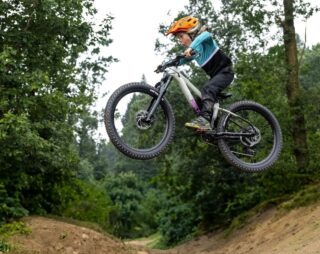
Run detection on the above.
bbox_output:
[222,108,277,165]
[111,89,170,152]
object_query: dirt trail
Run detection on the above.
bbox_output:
[7,203,320,254]
[148,204,320,254]
[8,216,135,254]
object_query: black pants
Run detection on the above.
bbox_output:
[197,66,234,120]
[201,66,234,102]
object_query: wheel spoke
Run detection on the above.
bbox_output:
[231,150,254,157]
[115,91,168,150]
[105,83,174,159]
[218,102,282,171]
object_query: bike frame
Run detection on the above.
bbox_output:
[165,67,237,128]
[148,66,256,139]
[169,67,202,114]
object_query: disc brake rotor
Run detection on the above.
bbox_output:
[135,110,154,130]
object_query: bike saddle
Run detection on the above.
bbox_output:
[217,92,232,100]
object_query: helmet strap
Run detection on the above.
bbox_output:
[189,31,199,41]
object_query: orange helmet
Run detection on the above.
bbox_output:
[166,16,201,36]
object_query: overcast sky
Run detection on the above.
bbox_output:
[94,0,189,97]
[93,0,320,138]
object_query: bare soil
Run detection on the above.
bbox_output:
[148,204,320,254]
[7,203,320,254]
[7,216,137,254]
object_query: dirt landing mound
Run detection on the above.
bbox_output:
[150,204,320,254]
[8,216,137,254]
[7,204,320,254]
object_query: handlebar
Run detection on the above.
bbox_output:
[155,51,197,73]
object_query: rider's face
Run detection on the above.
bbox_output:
[176,32,192,48]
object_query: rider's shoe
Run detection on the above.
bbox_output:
[185,116,211,130]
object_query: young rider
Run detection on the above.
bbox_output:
[166,16,234,130]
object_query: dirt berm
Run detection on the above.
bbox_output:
[7,203,320,254]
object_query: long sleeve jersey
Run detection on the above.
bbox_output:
[180,31,232,77]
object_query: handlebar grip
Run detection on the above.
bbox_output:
[155,65,163,73]
[155,51,197,73]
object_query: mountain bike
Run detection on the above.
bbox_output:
[104,54,283,172]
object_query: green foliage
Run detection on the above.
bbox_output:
[0,240,10,253]
[158,199,198,246]
[104,172,150,238]
[134,233,164,249]
[0,183,28,223]
[223,210,254,237]
[100,172,166,239]
[140,188,167,234]
[61,180,113,230]
[0,221,31,239]
[300,45,320,170]
[280,183,320,210]
[94,141,158,181]
[0,0,114,223]
[78,159,96,182]
[150,0,320,246]
[0,0,319,248]
[0,221,31,253]
[0,111,79,215]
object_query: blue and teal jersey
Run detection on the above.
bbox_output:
[179,31,232,77]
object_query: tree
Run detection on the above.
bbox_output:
[0,0,114,219]
[150,0,320,245]
[217,0,318,170]
[160,0,318,170]
[104,172,147,238]
[299,44,320,170]
[282,0,309,170]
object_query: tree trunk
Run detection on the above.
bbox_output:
[282,0,309,170]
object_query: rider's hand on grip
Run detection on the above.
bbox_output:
[184,48,194,57]
[155,65,164,73]
[155,52,196,73]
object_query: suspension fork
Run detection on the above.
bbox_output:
[146,75,173,121]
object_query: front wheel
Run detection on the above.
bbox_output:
[104,82,175,160]
[217,101,282,172]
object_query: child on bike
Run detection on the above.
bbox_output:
[166,16,234,130]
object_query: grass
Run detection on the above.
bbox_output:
[279,183,320,210]
[224,182,320,238]
[144,233,164,249]
[0,221,31,253]
[223,197,285,238]
[131,232,163,248]
[0,239,11,252]
[223,210,256,238]
[129,232,170,249]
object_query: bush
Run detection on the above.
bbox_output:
[0,184,28,224]
[60,180,113,231]
[0,240,10,252]
[104,172,146,238]
[158,200,198,246]
[0,221,31,253]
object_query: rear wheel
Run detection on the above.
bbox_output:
[217,101,282,172]
[104,82,175,160]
